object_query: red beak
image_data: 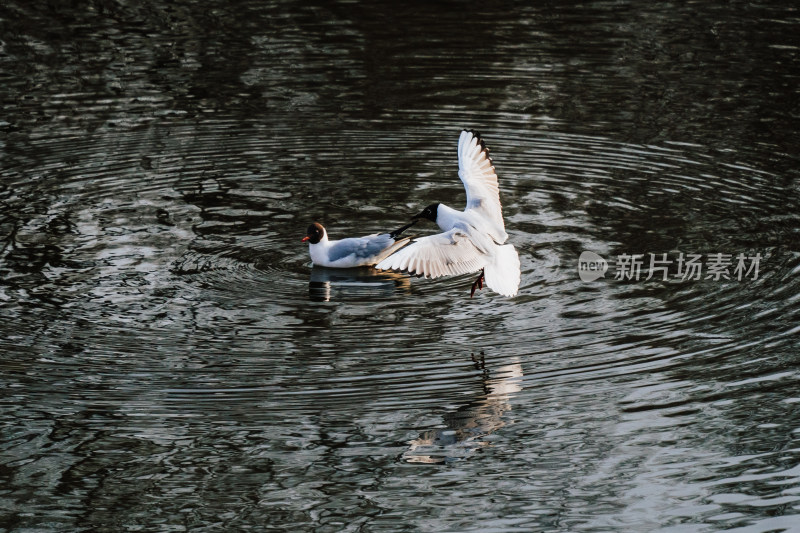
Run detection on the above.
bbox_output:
[301,236,310,242]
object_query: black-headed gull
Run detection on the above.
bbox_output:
[303,221,416,268]
[376,130,520,297]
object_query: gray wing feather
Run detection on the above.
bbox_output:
[327,233,394,262]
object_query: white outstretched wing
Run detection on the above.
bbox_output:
[458,130,507,242]
[375,229,488,279]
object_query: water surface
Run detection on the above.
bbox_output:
[1,1,800,531]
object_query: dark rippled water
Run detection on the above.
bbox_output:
[2,1,800,531]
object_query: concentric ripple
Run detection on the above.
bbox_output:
[3,116,799,530]
[1,0,799,531]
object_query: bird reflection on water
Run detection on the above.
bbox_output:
[308,265,411,302]
[403,353,523,464]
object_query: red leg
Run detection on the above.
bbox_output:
[470,269,485,298]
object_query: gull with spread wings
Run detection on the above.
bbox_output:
[377,130,520,297]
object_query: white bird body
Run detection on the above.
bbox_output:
[433,205,496,253]
[376,130,520,297]
[304,223,411,268]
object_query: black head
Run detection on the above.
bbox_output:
[302,222,326,244]
[412,203,439,223]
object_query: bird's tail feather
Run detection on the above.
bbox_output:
[484,244,520,297]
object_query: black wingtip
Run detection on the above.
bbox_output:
[464,128,482,141]
[462,129,492,163]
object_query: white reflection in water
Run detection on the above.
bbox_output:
[403,356,524,464]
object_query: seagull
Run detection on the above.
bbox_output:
[376,130,520,297]
[302,220,416,268]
